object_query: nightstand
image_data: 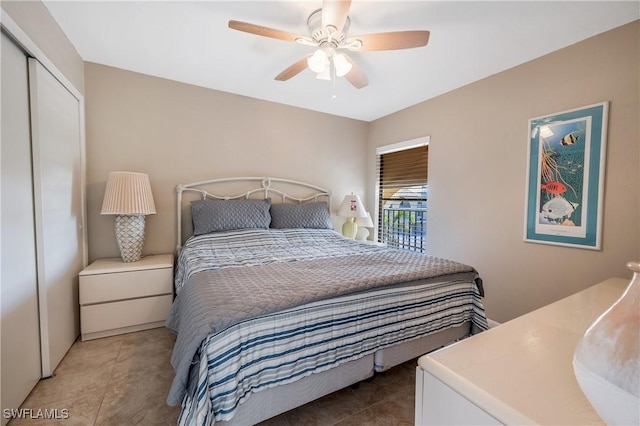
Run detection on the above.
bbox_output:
[79,254,174,341]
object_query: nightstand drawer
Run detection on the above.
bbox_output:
[80,267,172,304]
[80,294,173,334]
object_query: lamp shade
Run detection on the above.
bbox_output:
[338,194,368,218]
[333,53,353,77]
[307,49,329,73]
[356,212,374,228]
[101,172,156,215]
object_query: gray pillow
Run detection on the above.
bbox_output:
[191,198,271,235]
[270,202,332,229]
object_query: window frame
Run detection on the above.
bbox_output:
[374,136,430,247]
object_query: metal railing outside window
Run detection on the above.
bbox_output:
[379,200,426,252]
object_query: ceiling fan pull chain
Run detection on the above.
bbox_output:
[331,59,337,99]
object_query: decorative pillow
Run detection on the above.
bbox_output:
[191,198,271,235]
[270,202,332,229]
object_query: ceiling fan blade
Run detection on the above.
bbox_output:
[229,20,307,43]
[343,56,368,89]
[322,0,351,34]
[346,31,430,51]
[275,55,312,81]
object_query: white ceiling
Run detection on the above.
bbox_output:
[43,1,639,122]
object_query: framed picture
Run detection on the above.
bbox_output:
[524,102,608,249]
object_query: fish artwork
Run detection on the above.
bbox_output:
[561,133,579,146]
[540,180,566,195]
[541,196,578,222]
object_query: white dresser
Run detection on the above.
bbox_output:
[415,277,629,425]
[79,254,174,341]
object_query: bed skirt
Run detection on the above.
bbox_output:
[208,322,471,425]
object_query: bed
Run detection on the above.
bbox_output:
[166,177,488,425]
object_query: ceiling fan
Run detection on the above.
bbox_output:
[228,0,430,89]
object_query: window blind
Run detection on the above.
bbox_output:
[378,145,428,200]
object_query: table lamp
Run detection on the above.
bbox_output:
[101,171,156,262]
[338,193,368,239]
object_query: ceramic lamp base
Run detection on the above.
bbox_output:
[114,214,146,262]
[342,218,358,239]
[355,227,370,241]
[573,261,640,425]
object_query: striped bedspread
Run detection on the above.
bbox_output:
[166,229,487,425]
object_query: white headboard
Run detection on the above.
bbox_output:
[176,176,332,251]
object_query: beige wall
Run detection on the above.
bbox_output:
[84,20,638,322]
[3,0,636,330]
[1,0,84,94]
[367,21,640,323]
[84,63,369,261]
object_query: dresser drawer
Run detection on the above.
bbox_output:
[80,294,173,334]
[80,267,172,304]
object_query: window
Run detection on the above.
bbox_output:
[376,138,429,252]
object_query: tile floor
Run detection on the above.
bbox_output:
[13,327,417,425]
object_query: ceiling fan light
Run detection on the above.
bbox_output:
[316,68,331,80]
[333,53,352,77]
[307,49,329,73]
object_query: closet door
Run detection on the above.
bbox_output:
[0,33,42,418]
[29,58,84,376]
